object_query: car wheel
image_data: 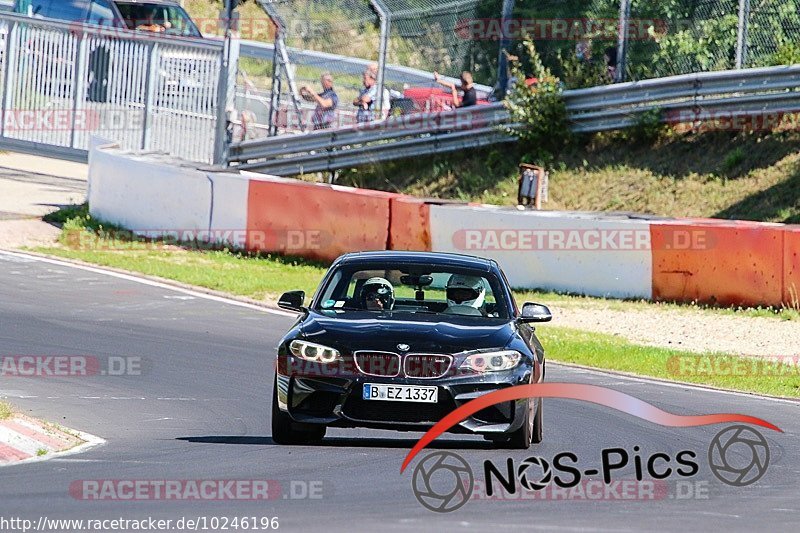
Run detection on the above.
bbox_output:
[507,396,535,449]
[532,397,543,444]
[271,377,326,445]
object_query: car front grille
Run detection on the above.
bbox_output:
[353,351,401,377]
[403,354,453,378]
[353,352,453,378]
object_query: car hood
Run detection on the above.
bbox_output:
[298,310,515,353]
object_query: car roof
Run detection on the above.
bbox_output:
[337,250,496,272]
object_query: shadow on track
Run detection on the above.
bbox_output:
[176,435,495,450]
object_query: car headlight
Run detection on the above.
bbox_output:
[289,340,340,363]
[459,350,521,372]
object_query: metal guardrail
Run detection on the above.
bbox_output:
[0,12,225,163]
[237,39,494,96]
[228,64,800,175]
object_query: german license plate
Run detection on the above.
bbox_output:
[363,383,438,403]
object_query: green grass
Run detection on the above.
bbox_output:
[0,402,13,421]
[539,326,800,398]
[36,449,48,457]
[338,129,800,224]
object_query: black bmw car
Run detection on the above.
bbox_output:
[272,251,551,449]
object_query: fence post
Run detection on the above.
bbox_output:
[370,0,390,120]
[69,31,88,149]
[496,0,516,99]
[140,42,159,150]
[213,30,240,165]
[735,0,750,69]
[0,22,18,138]
[615,0,631,83]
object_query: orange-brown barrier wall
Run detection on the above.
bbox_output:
[785,226,800,306]
[246,178,399,262]
[651,220,787,306]
[388,197,432,251]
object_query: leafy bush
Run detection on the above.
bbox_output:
[503,40,571,165]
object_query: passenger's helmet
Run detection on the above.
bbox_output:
[446,274,486,309]
[360,277,395,310]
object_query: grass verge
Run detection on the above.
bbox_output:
[539,326,800,398]
[0,402,12,421]
[338,130,800,224]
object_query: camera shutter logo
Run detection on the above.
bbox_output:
[411,451,473,513]
[708,425,770,486]
[517,456,553,491]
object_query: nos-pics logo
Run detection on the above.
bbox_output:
[411,425,770,513]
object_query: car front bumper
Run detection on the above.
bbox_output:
[275,355,538,436]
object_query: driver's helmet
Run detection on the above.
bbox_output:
[360,277,395,310]
[446,274,486,309]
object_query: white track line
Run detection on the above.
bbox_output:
[2,250,797,404]
[0,250,295,317]
[553,361,800,405]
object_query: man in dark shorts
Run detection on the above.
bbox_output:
[301,72,339,130]
[434,70,477,108]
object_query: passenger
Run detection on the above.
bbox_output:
[444,275,486,316]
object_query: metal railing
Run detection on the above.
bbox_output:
[0,12,226,163]
[228,64,800,175]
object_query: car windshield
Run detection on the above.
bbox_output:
[115,2,201,37]
[315,264,510,319]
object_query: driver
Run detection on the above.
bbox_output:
[445,274,486,316]
[360,277,395,311]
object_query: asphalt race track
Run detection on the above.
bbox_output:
[0,250,798,532]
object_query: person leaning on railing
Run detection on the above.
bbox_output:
[433,70,477,108]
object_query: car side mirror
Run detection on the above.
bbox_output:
[278,290,305,312]
[519,302,552,323]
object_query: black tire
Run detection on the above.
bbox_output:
[532,397,543,444]
[271,378,326,445]
[507,396,535,450]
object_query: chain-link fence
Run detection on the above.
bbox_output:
[548,0,800,82]
[230,0,800,138]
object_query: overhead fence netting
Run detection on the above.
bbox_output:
[236,0,381,133]
[745,0,800,68]
[381,0,488,81]
[235,0,491,136]
[622,0,741,80]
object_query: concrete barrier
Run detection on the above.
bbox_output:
[429,205,654,299]
[784,225,800,307]
[388,197,432,251]
[650,219,785,306]
[244,172,398,262]
[88,145,800,308]
[89,147,212,237]
[206,170,251,249]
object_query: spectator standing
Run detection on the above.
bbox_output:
[434,70,477,108]
[353,67,379,123]
[604,46,618,82]
[301,72,339,130]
